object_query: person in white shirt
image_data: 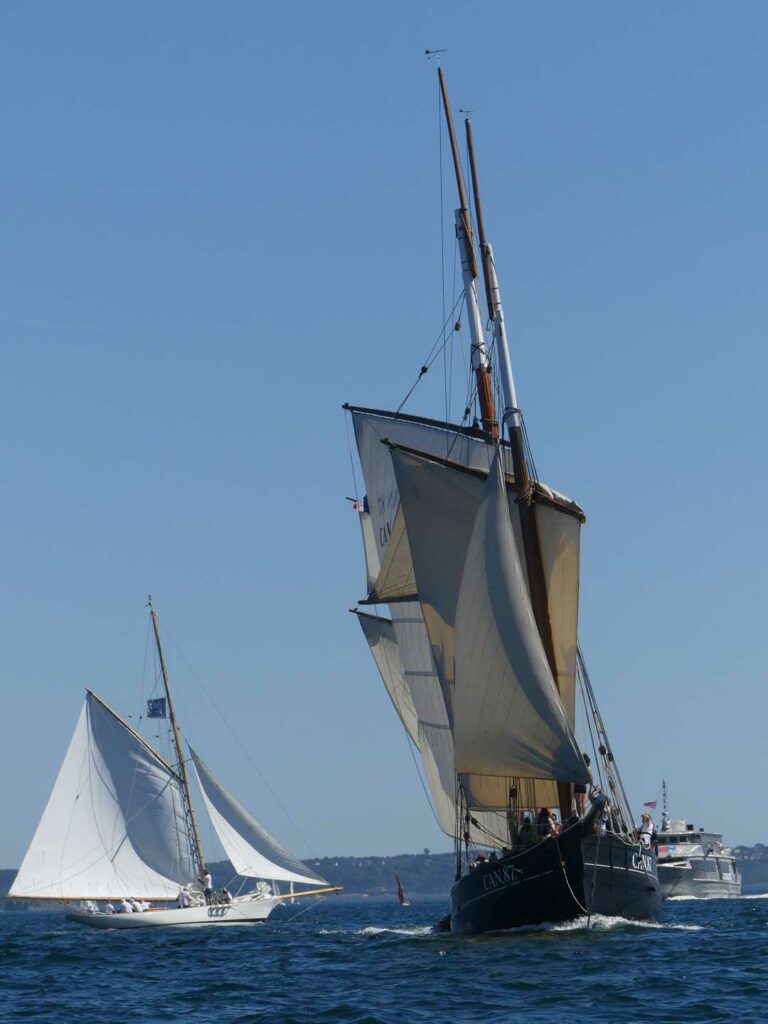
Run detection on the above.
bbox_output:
[203,872,213,905]
[104,902,115,914]
[118,899,133,913]
[129,898,143,913]
[639,813,656,848]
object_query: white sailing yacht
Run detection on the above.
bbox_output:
[9,604,338,928]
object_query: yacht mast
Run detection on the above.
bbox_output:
[464,114,572,822]
[437,68,497,437]
[149,601,207,877]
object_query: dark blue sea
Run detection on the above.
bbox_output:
[2,892,767,1024]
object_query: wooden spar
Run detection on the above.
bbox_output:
[437,68,497,437]
[465,117,495,323]
[273,886,343,901]
[464,117,573,823]
[438,68,476,276]
[149,603,207,878]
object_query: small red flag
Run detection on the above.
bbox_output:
[643,800,657,808]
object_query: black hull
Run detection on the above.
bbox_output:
[448,824,661,935]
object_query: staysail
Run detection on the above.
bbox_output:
[189,748,326,886]
[10,691,196,900]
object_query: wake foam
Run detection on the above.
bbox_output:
[317,926,432,938]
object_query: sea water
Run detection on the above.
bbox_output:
[1,891,767,1023]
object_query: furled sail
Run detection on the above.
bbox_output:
[189,748,326,886]
[10,691,196,900]
[390,444,590,787]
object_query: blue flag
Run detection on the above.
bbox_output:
[146,697,167,719]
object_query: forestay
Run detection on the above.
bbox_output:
[10,691,196,900]
[189,748,326,887]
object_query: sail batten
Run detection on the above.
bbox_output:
[189,748,325,887]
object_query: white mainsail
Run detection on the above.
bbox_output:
[189,748,326,887]
[10,691,196,900]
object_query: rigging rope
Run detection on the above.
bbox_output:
[160,622,318,860]
[395,292,465,416]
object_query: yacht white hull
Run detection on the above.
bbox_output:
[67,895,279,929]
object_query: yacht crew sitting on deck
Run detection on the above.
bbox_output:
[219,887,232,904]
[129,898,143,913]
[177,886,191,909]
[118,898,133,913]
[104,901,115,914]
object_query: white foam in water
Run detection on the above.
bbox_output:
[356,925,433,937]
[549,914,703,932]
[317,926,432,937]
[490,914,703,934]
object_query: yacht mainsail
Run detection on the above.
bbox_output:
[10,691,196,900]
[189,748,326,887]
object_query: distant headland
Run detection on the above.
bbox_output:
[3,845,767,907]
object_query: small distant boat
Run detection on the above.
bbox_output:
[8,602,340,927]
[657,781,741,899]
[395,874,411,907]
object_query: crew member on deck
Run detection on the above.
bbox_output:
[639,813,657,849]
[574,782,587,817]
[536,807,554,838]
[203,871,214,904]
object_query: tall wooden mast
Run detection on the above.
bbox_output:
[464,115,573,822]
[438,68,497,437]
[149,600,207,877]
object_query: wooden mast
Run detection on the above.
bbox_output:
[464,116,573,823]
[438,68,497,437]
[149,600,207,878]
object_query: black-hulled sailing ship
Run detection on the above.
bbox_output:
[345,68,661,935]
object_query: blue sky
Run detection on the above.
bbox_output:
[1,1,766,867]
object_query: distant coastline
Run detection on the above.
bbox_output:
[4,845,768,907]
